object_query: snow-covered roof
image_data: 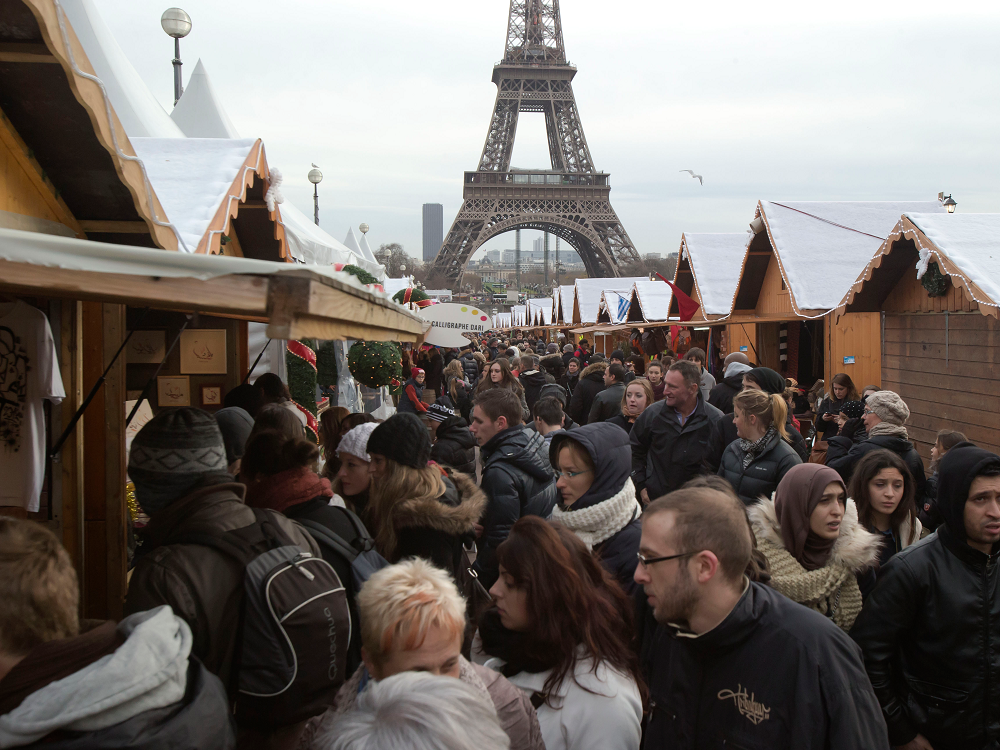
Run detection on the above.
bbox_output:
[904,213,1000,307]
[759,200,946,311]
[556,284,575,322]
[61,0,184,138]
[529,297,554,326]
[494,313,512,328]
[632,280,673,321]
[170,60,240,139]
[598,290,632,324]
[681,233,749,316]
[131,138,257,252]
[574,277,648,324]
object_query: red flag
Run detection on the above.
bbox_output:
[655,272,701,322]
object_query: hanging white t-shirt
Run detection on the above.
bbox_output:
[0,301,65,511]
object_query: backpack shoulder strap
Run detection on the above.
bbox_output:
[167,508,282,567]
[331,506,376,552]
[297,518,360,563]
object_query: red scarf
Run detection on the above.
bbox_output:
[245,466,333,514]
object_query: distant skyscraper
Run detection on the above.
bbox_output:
[422,204,444,262]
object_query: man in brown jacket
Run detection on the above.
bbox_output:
[124,408,320,695]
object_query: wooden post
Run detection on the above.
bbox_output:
[58,300,85,605]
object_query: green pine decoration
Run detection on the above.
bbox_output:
[348,341,402,388]
[342,264,380,286]
[286,339,319,443]
[393,287,430,305]
[317,341,338,387]
[921,262,949,298]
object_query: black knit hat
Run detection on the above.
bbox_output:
[610,349,625,361]
[367,412,431,468]
[839,400,865,420]
[746,367,785,395]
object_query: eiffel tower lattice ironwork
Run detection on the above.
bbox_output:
[432,0,640,284]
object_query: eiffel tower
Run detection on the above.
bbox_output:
[432,0,640,284]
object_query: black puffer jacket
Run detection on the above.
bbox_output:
[708,412,809,470]
[717,428,803,504]
[430,415,477,476]
[826,432,927,500]
[708,371,745,414]
[476,426,558,587]
[645,582,888,750]
[588,381,625,425]
[850,444,1000,749]
[518,370,549,412]
[568,362,607,425]
[461,352,479,385]
[630,397,725,501]
[549,423,642,595]
[539,353,565,382]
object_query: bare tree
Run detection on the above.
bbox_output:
[374,243,412,277]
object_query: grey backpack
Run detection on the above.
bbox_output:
[176,508,350,727]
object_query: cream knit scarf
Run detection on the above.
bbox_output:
[867,422,909,440]
[551,479,641,550]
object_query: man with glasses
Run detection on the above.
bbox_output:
[635,485,888,749]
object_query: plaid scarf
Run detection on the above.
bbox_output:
[739,425,776,470]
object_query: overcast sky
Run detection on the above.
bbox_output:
[96,0,1000,263]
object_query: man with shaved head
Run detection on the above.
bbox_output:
[636,486,887,749]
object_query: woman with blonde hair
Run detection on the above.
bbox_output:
[364,413,485,582]
[718,388,802,504]
[605,378,653,436]
[443,358,472,420]
[475,357,529,422]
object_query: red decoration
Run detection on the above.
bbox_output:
[655,272,701,322]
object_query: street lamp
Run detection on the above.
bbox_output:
[308,164,323,225]
[160,8,191,106]
[359,223,369,236]
[942,194,957,213]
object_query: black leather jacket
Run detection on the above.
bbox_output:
[475,427,558,587]
[851,526,1000,749]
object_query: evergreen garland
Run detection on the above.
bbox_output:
[316,341,338,387]
[348,341,402,388]
[342,264,379,286]
[921,262,949,297]
[393,287,430,305]
[286,339,319,443]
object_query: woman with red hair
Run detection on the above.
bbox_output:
[476,516,643,750]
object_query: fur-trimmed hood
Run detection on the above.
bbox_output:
[749,496,880,573]
[580,361,607,379]
[392,467,486,537]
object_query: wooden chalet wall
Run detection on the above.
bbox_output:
[755,255,793,317]
[880,267,999,461]
[0,121,79,233]
[827,313,881,394]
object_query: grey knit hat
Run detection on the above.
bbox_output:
[129,407,229,515]
[865,390,909,426]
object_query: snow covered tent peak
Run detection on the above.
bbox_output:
[755,200,945,313]
[528,297,553,326]
[679,233,750,318]
[60,0,184,138]
[573,277,648,324]
[344,227,362,254]
[358,232,379,264]
[556,284,576,323]
[631,280,673,322]
[170,60,240,139]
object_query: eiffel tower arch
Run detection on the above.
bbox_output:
[432,0,640,284]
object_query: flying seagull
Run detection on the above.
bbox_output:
[312,163,319,168]
[679,169,703,185]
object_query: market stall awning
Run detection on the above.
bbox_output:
[0,228,423,342]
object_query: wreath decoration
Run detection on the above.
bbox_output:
[921,262,949,298]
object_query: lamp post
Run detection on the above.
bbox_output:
[942,194,957,213]
[160,8,191,106]
[308,165,323,225]
[359,223,369,236]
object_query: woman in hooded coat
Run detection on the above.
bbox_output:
[548,423,643,594]
[748,463,880,631]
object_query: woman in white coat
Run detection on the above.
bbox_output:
[475,516,644,750]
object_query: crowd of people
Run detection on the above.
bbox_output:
[1,330,998,750]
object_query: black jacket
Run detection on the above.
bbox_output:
[558,370,580,397]
[425,349,445,394]
[430,415,477,476]
[519,370,549,412]
[588,381,625,424]
[568,362,606,425]
[708,412,809,470]
[605,413,635,435]
[850,444,1000,750]
[630,397,725,500]
[549,423,642,594]
[919,472,943,531]
[708,371,745,414]
[460,352,479,385]
[539,353,566,382]
[826,432,927,500]
[717,428,803,504]
[476,426,558,587]
[645,581,888,750]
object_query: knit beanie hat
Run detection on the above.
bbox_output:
[865,390,909,426]
[546,343,559,353]
[214,407,254,464]
[839,400,865,420]
[411,367,425,378]
[336,422,379,463]
[129,407,229,516]
[745,367,785,395]
[366,413,431,468]
[426,403,454,423]
[610,349,625,361]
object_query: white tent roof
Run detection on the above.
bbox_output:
[599,290,632,324]
[556,284,575,322]
[759,201,946,311]
[529,297,553,325]
[279,201,384,277]
[131,138,257,253]
[574,277,648,324]
[358,233,379,264]
[632,280,673,321]
[494,313,512,328]
[61,0,184,138]
[510,304,528,326]
[681,233,749,316]
[343,228,362,255]
[904,213,1000,306]
[169,60,240,139]
[383,277,413,299]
